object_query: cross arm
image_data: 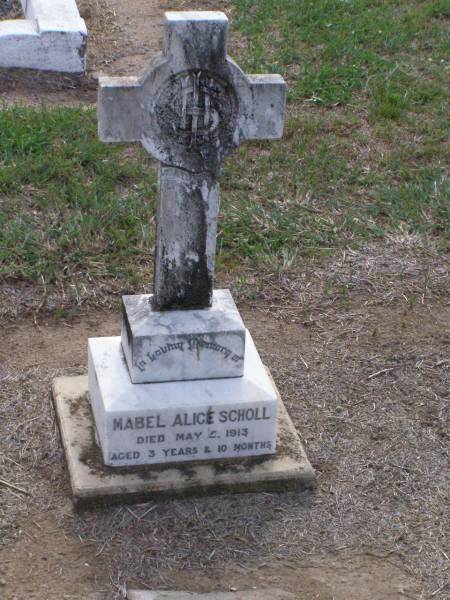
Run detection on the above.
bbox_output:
[243,74,286,140]
[98,76,145,143]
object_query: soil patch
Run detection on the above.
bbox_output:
[1,238,448,600]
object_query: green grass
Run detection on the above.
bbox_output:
[233,0,449,106]
[0,107,156,281]
[0,0,448,286]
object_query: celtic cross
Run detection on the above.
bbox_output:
[98,11,286,310]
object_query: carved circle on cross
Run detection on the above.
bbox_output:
[154,69,238,150]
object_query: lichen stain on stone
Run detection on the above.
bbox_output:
[122,300,133,345]
[154,181,212,310]
[77,33,87,59]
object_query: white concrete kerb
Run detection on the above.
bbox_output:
[0,0,87,72]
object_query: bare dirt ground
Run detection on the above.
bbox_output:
[0,0,449,598]
[1,234,448,599]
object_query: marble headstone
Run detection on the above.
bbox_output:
[88,11,286,466]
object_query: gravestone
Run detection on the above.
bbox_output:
[87,11,286,467]
[52,12,315,505]
[99,11,284,313]
[98,11,285,386]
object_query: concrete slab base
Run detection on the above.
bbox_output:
[127,591,296,600]
[52,375,315,509]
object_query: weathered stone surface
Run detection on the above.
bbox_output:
[89,331,277,466]
[77,11,293,477]
[122,290,245,383]
[23,0,81,20]
[52,374,315,508]
[98,12,286,174]
[98,11,286,309]
[127,590,296,600]
[154,166,219,310]
[0,0,87,73]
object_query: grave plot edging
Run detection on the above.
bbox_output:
[0,0,87,72]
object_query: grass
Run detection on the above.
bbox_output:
[0,107,156,282]
[233,0,449,105]
[0,0,448,286]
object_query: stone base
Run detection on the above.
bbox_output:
[52,375,315,509]
[89,331,278,467]
[121,289,246,383]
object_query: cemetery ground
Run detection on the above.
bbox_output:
[0,1,448,599]
[1,239,449,600]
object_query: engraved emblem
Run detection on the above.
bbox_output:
[155,70,237,149]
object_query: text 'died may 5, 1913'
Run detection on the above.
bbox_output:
[108,405,276,464]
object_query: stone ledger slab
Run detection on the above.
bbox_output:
[122,289,246,383]
[52,375,315,508]
[127,591,296,600]
[89,331,277,467]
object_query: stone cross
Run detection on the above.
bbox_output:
[98,11,286,310]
